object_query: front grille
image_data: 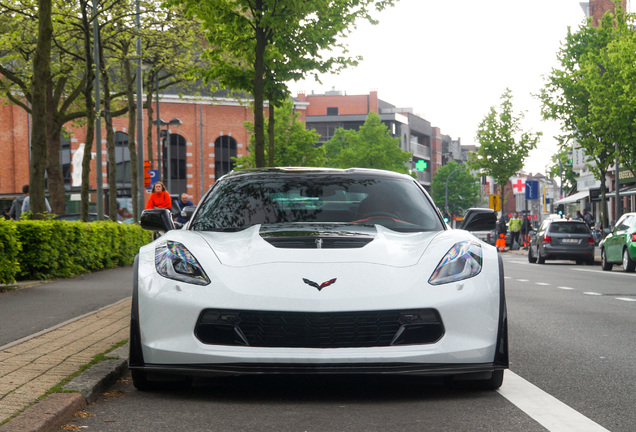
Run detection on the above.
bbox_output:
[195,309,444,348]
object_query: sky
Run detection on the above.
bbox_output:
[287,0,633,175]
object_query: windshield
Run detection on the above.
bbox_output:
[190,172,443,232]
[549,222,590,234]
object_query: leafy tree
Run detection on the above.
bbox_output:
[539,8,630,228]
[323,112,412,174]
[173,0,397,168]
[470,88,540,210]
[236,99,324,168]
[545,144,577,196]
[430,161,480,218]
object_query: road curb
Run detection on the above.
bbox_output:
[0,344,129,432]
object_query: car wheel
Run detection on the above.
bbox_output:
[528,247,537,263]
[622,248,636,272]
[586,256,595,265]
[537,253,545,264]
[575,259,583,265]
[601,248,613,271]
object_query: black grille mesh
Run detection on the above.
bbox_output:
[195,309,444,348]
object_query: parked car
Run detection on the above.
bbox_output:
[599,212,636,272]
[131,168,508,391]
[528,219,595,265]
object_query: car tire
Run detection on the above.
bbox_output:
[586,256,595,265]
[575,259,583,265]
[528,247,537,263]
[622,248,636,272]
[537,253,545,264]
[601,248,613,271]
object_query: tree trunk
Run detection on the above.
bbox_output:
[268,102,275,167]
[45,118,66,215]
[123,48,139,223]
[146,84,154,170]
[253,5,266,168]
[100,39,118,222]
[29,0,53,219]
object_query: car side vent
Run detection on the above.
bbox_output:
[263,237,373,249]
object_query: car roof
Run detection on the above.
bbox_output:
[222,167,414,181]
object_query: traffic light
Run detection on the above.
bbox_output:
[565,150,573,166]
[557,204,564,215]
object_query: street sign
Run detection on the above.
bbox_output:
[149,169,159,185]
[525,180,539,200]
[511,177,525,195]
[415,160,427,171]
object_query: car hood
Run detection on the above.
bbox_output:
[190,224,444,268]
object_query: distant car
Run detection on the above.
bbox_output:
[131,168,508,391]
[528,219,595,265]
[599,212,636,272]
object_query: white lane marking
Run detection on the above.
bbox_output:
[557,287,575,290]
[498,371,610,432]
[573,268,636,277]
[616,297,636,302]
[583,292,602,296]
[535,282,550,286]
[516,279,529,282]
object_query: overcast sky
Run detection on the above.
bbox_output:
[288,0,633,175]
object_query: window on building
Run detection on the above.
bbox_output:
[164,133,188,195]
[326,107,339,116]
[215,135,237,180]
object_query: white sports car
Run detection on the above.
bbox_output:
[130,168,507,390]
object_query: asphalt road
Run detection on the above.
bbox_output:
[59,253,636,432]
[0,267,133,347]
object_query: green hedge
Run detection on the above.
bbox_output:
[0,220,152,284]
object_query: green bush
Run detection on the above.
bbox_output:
[7,220,152,281]
[0,220,22,284]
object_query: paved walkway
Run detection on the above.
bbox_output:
[0,298,131,428]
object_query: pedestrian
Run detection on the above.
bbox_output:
[521,214,532,249]
[575,210,583,220]
[496,216,507,252]
[509,212,522,249]
[20,184,52,214]
[145,181,172,210]
[582,209,593,229]
[175,193,194,224]
[8,184,29,220]
[2,207,10,220]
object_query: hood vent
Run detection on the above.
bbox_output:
[263,236,373,249]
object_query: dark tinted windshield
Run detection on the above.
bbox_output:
[549,222,590,234]
[190,172,443,232]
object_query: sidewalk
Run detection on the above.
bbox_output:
[0,299,131,431]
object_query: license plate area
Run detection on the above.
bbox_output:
[561,239,578,244]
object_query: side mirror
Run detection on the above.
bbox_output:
[460,208,497,232]
[181,205,196,221]
[140,209,175,232]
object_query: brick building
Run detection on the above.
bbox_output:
[0,89,306,215]
[297,89,468,189]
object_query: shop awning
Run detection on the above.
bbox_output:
[554,190,589,205]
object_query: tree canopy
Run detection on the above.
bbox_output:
[323,112,412,174]
[470,88,540,208]
[539,6,635,227]
[236,99,324,168]
[430,161,480,218]
[172,0,397,168]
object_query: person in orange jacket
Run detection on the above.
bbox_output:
[145,181,172,210]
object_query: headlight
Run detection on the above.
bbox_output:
[155,241,210,286]
[428,241,482,285]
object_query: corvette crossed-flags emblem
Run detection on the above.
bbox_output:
[302,278,337,291]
